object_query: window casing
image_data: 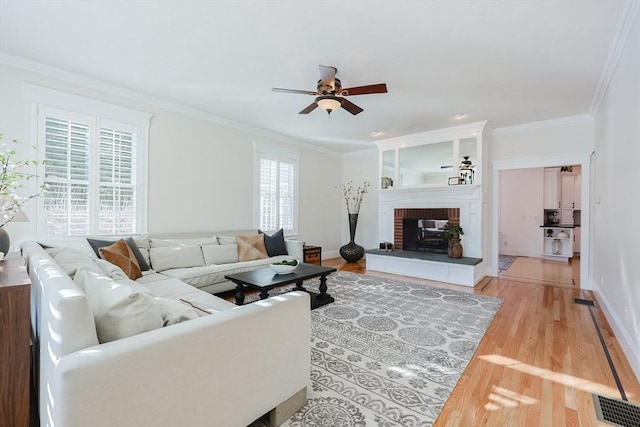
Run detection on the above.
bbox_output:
[27,86,150,235]
[255,143,300,236]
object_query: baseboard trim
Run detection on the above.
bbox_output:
[592,288,640,383]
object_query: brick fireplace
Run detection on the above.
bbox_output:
[393,208,460,250]
[377,186,483,259]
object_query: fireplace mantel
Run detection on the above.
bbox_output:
[378,184,483,258]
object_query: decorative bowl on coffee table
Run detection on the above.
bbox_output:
[270,260,299,274]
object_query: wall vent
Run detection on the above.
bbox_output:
[574,298,594,306]
[593,394,640,427]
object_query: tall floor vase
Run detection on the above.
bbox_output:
[339,213,365,263]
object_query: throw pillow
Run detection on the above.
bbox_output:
[148,245,205,271]
[99,239,143,280]
[44,247,104,280]
[236,234,268,262]
[87,237,151,271]
[74,268,163,343]
[258,229,288,257]
[149,237,218,248]
[201,244,239,265]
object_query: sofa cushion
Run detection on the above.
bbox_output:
[149,245,205,271]
[93,258,130,281]
[45,247,103,279]
[150,237,218,248]
[202,244,238,265]
[74,268,163,343]
[154,297,199,326]
[99,239,143,280]
[161,255,291,290]
[237,234,268,262]
[216,235,239,245]
[259,229,288,257]
[136,273,235,313]
[87,237,151,271]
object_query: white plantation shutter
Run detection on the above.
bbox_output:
[43,116,91,235]
[255,144,299,235]
[33,96,149,235]
[99,127,137,234]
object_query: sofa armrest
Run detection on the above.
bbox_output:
[46,292,311,427]
[285,239,304,260]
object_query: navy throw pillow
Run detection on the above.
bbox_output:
[258,229,288,257]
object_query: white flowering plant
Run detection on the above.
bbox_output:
[337,180,370,214]
[0,134,44,227]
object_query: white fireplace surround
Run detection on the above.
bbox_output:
[378,184,484,259]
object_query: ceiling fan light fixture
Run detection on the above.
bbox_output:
[454,113,465,120]
[316,96,343,114]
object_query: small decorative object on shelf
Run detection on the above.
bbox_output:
[337,180,370,262]
[381,176,393,189]
[379,242,393,251]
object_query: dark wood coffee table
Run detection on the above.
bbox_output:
[225,263,337,310]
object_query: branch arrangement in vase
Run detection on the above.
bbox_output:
[337,180,370,214]
[0,134,45,227]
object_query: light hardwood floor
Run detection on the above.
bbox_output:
[323,257,640,426]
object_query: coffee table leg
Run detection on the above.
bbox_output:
[234,282,245,305]
[259,290,269,300]
[295,280,305,292]
[317,274,330,300]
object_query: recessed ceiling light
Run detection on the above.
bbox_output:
[454,113,465,120]
[371,131,383,137]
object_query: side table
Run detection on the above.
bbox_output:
[0,254,31,427]
[303,245,322,265]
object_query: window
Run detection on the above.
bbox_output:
[28,86,151,235]
[255,143,300,235]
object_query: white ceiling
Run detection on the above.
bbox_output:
[0,0,627,154]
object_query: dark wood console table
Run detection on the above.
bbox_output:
[0,254,31,427]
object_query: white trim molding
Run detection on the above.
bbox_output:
[490,152,593,289]
[491,115,593,136]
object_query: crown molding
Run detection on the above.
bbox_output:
[589,0,640,118]
[342,147,378,158]
[491,114,593,136]
[0,52,343,158]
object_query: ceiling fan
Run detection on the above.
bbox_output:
[272,65,388,115]
[440,156,477,170]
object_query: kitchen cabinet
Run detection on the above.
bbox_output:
[574,175,581,209]
[542,227,574,260]
[561,174,575,209]
[574,227,581,254]
[543,168,561,209]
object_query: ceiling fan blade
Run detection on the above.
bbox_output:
[272,87,318,95]
[340,98,364,115]
[341,83,388,96]
[298,102,319,114]
[318,65,337,87]
[441,165,453,169]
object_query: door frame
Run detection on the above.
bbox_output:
[491,152,593,289]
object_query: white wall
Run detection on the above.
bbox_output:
[0,63,344,254]
[340,150,379,257]
[488,120,594,272]
[499,168,544,257]
[592,14,640,380]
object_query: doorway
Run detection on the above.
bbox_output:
[497,166,581,288]
[491,153,592,290]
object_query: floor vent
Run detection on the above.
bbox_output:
[593,394,640,427]
[574,298,595,306]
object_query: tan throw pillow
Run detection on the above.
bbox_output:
[236,234,268,262]
[99,239,143,280]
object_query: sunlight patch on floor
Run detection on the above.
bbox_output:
[480,354,621,397]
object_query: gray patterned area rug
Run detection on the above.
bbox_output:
[249,271,502,427]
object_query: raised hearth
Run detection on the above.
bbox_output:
[366,249,484,287]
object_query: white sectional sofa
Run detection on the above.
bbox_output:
[23,230,310,427]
